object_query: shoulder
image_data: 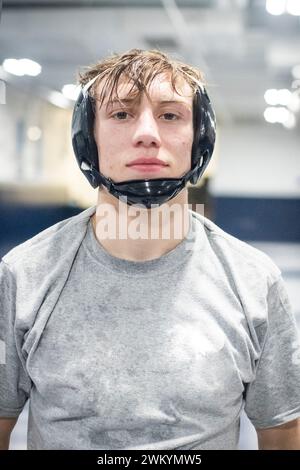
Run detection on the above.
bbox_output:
[2,206,96,274]
[191,210,281,287]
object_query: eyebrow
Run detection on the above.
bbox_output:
[103,97,137,108]
[156,100,192,109]
[103,98,192,111]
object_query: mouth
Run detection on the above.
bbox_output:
[127,158,169,173]
[127,164,169,174]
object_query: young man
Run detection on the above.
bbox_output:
[1,49,300,450]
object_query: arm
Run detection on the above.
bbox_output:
[244,277,300,445]
[257,418,300,450]
[0,417,17,450]
[0,262,31,450]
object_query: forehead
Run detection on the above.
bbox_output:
[96,72,194,106]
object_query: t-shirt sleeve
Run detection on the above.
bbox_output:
[0,261,32,417]
[244,275,300,429]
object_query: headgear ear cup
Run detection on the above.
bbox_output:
[189,88,216,185]
[72,87,100,188]
[71,78,216,207]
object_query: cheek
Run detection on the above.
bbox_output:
[172,133,193,161]
[174,135,193,172]
[171,124,193,148]
[95,124,127,170]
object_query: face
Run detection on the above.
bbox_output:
[93,73,194,184]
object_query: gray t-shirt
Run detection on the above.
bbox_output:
[1,206,300,450]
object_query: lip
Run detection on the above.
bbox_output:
[127,157,169,167]
[127,158,169,174]
[127,164,168,173]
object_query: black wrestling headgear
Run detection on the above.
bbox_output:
[72,75,216,208]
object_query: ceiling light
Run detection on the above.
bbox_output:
[287,92,300,112]
[48,91,70,109]
[282,113,296,128]
[264,89,292,106]
[264,107,278,123]
[264,108,277,124]
[27,126,42,141]
[3,58,25,76]
[275,107,291,123]
[18,59,41,77]
[62,84,80,101]
[277,89,292,105]
[2,58,41,77]
[266,0,286,16]
[264,89,278,105]
[263,106,291,124]
[286,0,300,16]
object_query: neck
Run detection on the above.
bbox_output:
[92,187,190,261]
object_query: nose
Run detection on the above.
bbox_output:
[132,110,161,148]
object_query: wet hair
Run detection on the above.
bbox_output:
[78,48,205,110]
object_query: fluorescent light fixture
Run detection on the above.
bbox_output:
[264,88,292,106]
[266,0,300,16]
[287,92,300,112]
[48,91,70,109]
[264,106,294,126]
[27,126,42,141]
[286,0,300,16]
[2,58,41,77]
[62,84,80,101]
[19,59,41,77]
[3,58,25,76]
[264,107,278,123]
[264,89,278,105]
[275,107,290,123]
[282,112,296,128]
[266,0,286,16]
[277,89,292,105]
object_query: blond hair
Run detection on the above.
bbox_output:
[78,48,205,109]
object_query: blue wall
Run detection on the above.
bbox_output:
[0,197,299,258]
[214,196,300,243]
[0,203,81,258]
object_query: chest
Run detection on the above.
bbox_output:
[27,279,252,425]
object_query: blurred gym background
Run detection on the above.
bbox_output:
[0,0,299,450]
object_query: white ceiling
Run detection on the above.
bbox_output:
[1,0,300,126]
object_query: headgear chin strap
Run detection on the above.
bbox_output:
[71,75,216,208]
